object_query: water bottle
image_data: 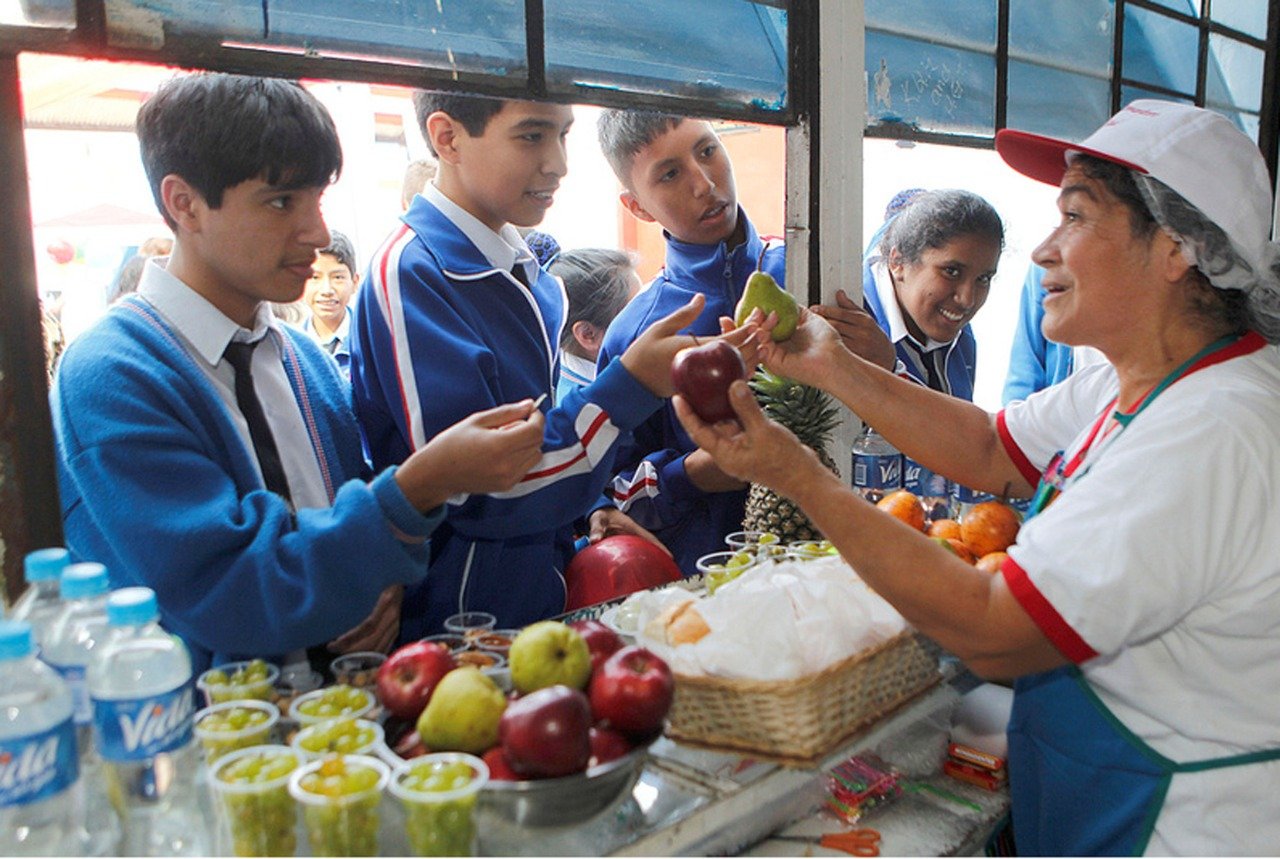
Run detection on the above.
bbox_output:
[11,548,69,650]
[0,620,85,856]
[952,483,995,522]
[904,458,952,522]
[87,587,208,856]
[851,424,902,503]
[42,563,120,856]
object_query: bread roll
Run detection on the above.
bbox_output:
[646,599,710,646]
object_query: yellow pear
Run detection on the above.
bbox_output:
[734,255,798,341]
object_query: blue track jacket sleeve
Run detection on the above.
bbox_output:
[352,251,662,543]
[1003,266,1051,405]
[52,320,440,665]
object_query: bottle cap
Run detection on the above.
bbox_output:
[106,587,158,627]
[0,620,34,661]
[61,562,109,600]
[24,547,70,583]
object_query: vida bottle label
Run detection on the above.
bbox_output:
[0,718,79,807]
[92,681,195,762]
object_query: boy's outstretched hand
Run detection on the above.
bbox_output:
[672,379,824,501]
[396,399,546,511]
[621,293,766,397]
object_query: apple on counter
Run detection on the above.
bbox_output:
[588,726,633,768]
[376,640,457,721]
[499,685,593,779]
[590,645,675,739]
[568,619,625,673]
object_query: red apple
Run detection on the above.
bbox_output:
[564,535,682,611]
[498,685,592,779]
[376,640,457,721]
[391,728,429,760]
[481,745,520,781]
[46,239,74,265]
[589,646,674,738]
[671,340,747,425]
[588,726,633,768]
[568,619,625,673]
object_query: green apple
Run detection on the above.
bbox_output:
[417,667,506,754]
[509,621,591,694]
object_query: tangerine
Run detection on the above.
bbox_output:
[975,551,1009,574]
[960,501,1021,558]
[934,536,977,565]
[876,489,926,532]
[926,518,961,540]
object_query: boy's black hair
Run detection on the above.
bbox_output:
[550,248,635,355]
[412,90,507,158]
[318,230,358,276]
[596,109,685,189]
[880,189,1005,265]
[136,73,342,230]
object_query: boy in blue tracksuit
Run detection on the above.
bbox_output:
[594,110,786,575]
[351,92,741,640]
[51,74,546,672]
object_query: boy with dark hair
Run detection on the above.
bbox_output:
[303,229,359,377]
[51,73,546,671]
[352,91,755,640]
[594,109,786,573]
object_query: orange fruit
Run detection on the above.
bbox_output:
[975,551,1009,574]
[926,518,961,540]
[934,536,977,565]
[876,489,926,532]
[960,501,1021,558]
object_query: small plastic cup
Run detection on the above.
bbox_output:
[389,753,488,857]
[209,744,303,857]
[695,550,759,594]
[787,539,839,561]
[453,649,506,671]
[194,699,280,764]
[421,633,469,655]
[442,612,497,644]
[724,530,786,559]
[291,717,385,762]
[472,628,519,658]
[289,753,390,857]
[197,659,280,706]
[330,651,386,690]
[288,684,376,729]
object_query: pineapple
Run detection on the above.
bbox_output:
[740,369,841,542]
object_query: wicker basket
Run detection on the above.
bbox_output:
[664,630,942,763]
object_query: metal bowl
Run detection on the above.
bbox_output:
[478,746,646,827]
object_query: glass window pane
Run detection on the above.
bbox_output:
[1206,33,1263,112]
[866,30,995,135]
[1210,0,1269,39]
[1120,83,1194,106]
[1007,62,1111,141]
[545,0,788,114]
[104,1,528,78]
[1009,0,1114,73]
[1144,0,1200,14]
[1122,6,1199,96]
[865,0,996,135]
[1,0,73,27]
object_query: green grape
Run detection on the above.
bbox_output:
[216,749,299,857]
[196,706,274,762]
[297,757,383,857]
[298,719,377,756]
[399,760,480,857]
[296,685,373,721]
[203,659,276,704]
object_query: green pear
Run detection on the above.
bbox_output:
[417,666,506,754]
[735,267,798,341]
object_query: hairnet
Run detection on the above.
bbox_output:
[1133,173,1280,343]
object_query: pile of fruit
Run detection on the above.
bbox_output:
[376,619,674,781]
[875,490,1021,572]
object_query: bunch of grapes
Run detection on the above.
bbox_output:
[195,702,276,762]
[215,747,300,857]
[398,759,482,857]
[293,685,375,725]
[295,718,378,757]
[201,658,276,703]
[296,756,384,857]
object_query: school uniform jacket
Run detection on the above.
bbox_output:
[596,211,786,574]
[350,195,662,640]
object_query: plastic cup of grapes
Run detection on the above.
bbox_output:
[443,612,497,645]
[695,550,759,594]
[330,651,386,690]
[288,753,390,857]
[787,538,840,561]
[724,530,786,560]
[194,699,280,764]
[291,717,385,762]
[197,658,280,705]
[209,744,303,857]
[288,684,376,729]
[389,753,489,857]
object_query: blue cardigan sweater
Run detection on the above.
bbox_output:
[596,211,786,575]
[52,296,441,672]
[350,196,662,638]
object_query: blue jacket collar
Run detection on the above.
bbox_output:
[402,194,506,278]
[661,208,768,298]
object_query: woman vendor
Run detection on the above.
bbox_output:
[676,100,1280,855]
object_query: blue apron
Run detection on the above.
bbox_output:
[1008,332,1280,856]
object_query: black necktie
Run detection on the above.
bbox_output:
[905,340,947,393]
[223,340,293,504]
[511,263,531,287]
